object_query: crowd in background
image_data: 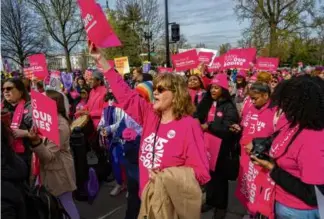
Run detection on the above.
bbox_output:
[1,48,324,219]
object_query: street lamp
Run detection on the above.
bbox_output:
[165,0,170,67]
[144,31,153,61]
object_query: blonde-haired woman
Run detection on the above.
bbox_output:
[89,43,210,216]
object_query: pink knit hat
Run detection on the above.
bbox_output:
[211,74,228,90]
[237,70,247,79]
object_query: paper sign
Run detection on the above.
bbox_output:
[208,55,224,72]
[198,52,214,64]
[256,57,279,71]
[223,48,257,69]
[84,70,92,82]
[31,90,60,146]
[114,56,130,75]
[143,61,151,73]
[61,72,73,90]
[78,0,121,48]
[157,67,173,73]
[28,54,49,79]
[204,132,222,171]
[171,49,199,71]
[23,67,34,79]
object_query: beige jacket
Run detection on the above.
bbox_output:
[32,115,76,197]
[138,167,202,219]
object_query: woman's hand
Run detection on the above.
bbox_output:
[149,168,161,182]
[201,123,208,131]
[250,155,275,171]
[244,142,253,154]
[27,126,41,144]
[229,124,241,133]
[12,129,28,138]
[88,41,111,72]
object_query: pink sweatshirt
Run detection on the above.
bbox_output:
[270,122,324,209]
[83,85,106,129]
[104,68,210,196]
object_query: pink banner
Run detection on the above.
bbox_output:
[208,55,224,72]
[171,49,199,71]
[78,0,121,48]
[223,48,257,69]
[204,132,222,171]
[198,52,214,64]
[28,54,49,79]
[31,90,60,146]
[256,57,279,71]
[157,67,173,73]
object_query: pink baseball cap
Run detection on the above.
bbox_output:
[211,74,228,90]
[237,70,247,78]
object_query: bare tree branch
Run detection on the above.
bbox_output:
[1,0,48,68]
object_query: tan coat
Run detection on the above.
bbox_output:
[138,167,202,219]
[32,115,76,197]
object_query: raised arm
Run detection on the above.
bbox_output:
[89,44,154,126]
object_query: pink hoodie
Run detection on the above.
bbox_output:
[83,85,106,129]
[104,68,210,196]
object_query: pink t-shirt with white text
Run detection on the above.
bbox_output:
[104,68,211,196]
[271,127,324,209]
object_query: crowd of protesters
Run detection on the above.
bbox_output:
[1,45,324,219]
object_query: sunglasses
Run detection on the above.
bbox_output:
[2,86,14,92]
[153,85,169,93]
[271,80,278,84]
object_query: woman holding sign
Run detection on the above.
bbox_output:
[2,78,33,179]
[89,43,210,218]
[27,90,79,219]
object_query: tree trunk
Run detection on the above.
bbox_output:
[64,47,72,72]
[269,23,278,57]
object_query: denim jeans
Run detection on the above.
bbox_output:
[275,202,320,219]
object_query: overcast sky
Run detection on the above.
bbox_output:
[99,0,249,49]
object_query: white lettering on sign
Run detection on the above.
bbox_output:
[32,99,52,132]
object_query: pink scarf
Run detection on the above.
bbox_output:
[10,100,26,153]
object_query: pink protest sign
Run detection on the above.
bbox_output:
[198,52,214,64]
[171,49,199,71]
[97,60,115,72]
[204,132,222,171]
[208,55,224,73]
[223,48,257,69]
[28,54,49,79]
[157,67,173,73]
[256,57,279,71]
[31,90,60,146]
[78,0,121,48]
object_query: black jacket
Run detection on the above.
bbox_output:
[195,93,240,165]
[1,141,28,219]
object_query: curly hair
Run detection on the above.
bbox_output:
[270,75,324,130]
[153,73,195,120]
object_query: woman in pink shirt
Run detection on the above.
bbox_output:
[250,75,324,219]
[89,44,210,200]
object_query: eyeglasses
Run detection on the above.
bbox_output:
[271,80,278,84]
[2,86,14,92]
[153,85,169,94]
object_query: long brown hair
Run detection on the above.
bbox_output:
[153,73,195,120]
[45,90,70,123]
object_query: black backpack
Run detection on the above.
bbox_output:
[24,184,71,219]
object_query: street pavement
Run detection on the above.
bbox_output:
[76,181,246,219]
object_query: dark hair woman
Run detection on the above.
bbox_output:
[187,74,206,107]
[27,90,79,219]
[249,75,324,218]
[195,74,239,219]
[1,78,33,175]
